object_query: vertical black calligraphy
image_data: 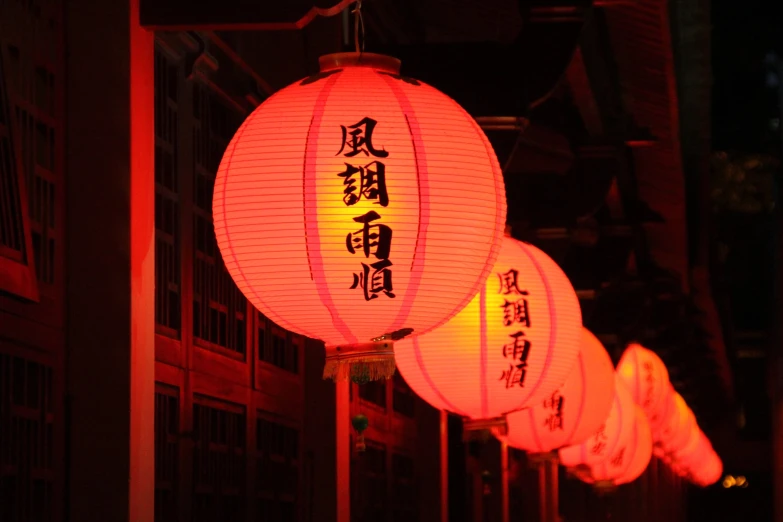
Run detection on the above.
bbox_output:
[498,269,533,388]
[338,118,396,300]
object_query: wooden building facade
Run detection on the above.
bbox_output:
[0,0,729,521]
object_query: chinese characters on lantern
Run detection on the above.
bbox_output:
[543,390,565,431]
[591,424,608,456]
[340,118,396,301]
[610,447,625,467]
[498,269,532,388]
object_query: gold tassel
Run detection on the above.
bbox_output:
[323,355,397,382]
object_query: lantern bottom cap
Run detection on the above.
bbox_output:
[526,451,560,464]
[594,480,617,494]
[323,341,396,382]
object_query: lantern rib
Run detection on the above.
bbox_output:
[565,352,589,444]
[479,285,490,418]
[513,242,561,407]
[527,404,545,452]
[301,73,358,345]
[379,74,430,334]
[412,336,468,416]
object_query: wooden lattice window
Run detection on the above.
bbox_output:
[256,415,299,522]
[153,47,181,335]
[258,313,300,374]
[0,34,40,300]
[192,396,246,522]
[191,84,247,356]
[154,385,179,522]
[0,352,54,522]
[359,379,387,410]
[2,2,61,294]
[391,371,415,418]
[392,453,416,522]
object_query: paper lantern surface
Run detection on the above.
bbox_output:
[395,237,582,419]
[617,344,670,423]
[653,389,692,456]
[213,52,506,378]
[504,328,615,453]
[691,451,723,487]
[576,406,653,486]
[559,375,636,468]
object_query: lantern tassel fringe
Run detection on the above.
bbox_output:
[323,356,397,382]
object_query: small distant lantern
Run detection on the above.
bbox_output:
[577,406,652,487]
[503,328,615,453]
[395,237,582,420]
[690,449,723,487]
[559,375,636,468]
[657,393,696,457]
[616,343,670,424]
[213,52,507,381]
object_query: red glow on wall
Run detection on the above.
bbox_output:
[212,52,506,374]
[395,237,582,419]
[503,328,615,453]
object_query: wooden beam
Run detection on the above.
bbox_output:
[139,0,352,31]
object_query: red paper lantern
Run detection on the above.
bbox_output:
[691,450,723,487]
[617,343,670,424]
[213,52,507,380]
[653,390,692,457]
[395,237,582,419]
[576,406,652,486]
[503,328,615,453]
[559,375,636,468]
[667,398,697,456]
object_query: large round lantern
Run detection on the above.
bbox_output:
[504,328,615,453]
[395,236,582,419]
[213,52,507,381]
[559,375,636,468]
[574,406,652,486]
[617,343,670,424]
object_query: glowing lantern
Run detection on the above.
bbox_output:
[617,343,670,424]
[575,406,652,486]
[667,401,697,456]
[651,384,676,441]
[213,52,507,381]
[691,451,723,487]
[559,375,636,468]
[395,236,581,419]
[503,328,615,453]
[653,390,692,457]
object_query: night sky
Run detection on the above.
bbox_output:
[712,0,783,153]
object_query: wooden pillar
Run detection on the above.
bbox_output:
[65,0,155,520]
[336,379,351,522]
[538,458,559,522]
[501,441,509,522]
[441,411,450,522]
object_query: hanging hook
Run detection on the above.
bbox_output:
[352,0,365,54]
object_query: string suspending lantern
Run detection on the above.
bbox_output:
[395,236,582,420]
[503,328,615,453]
[559,374,636,469]
[213,52,506,381]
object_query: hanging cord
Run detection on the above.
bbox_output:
[352,0,365,54]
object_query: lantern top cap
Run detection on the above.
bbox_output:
[319,52,402,74]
